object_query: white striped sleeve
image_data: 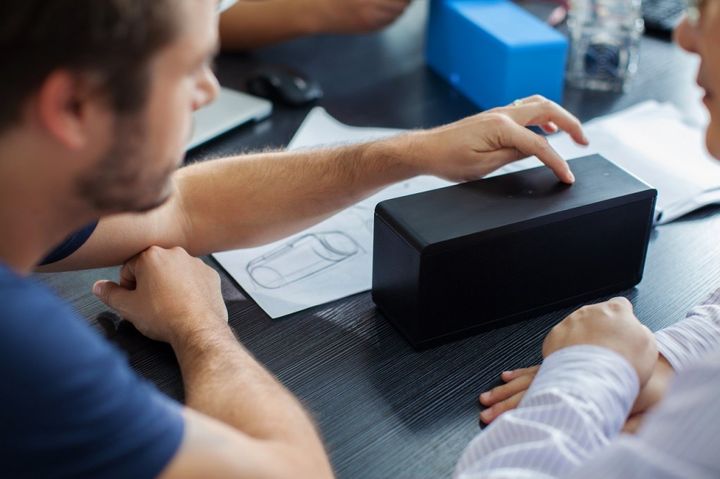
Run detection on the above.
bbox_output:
[454,345,638,479]
[656,288,720,372]
[568,349,720,478]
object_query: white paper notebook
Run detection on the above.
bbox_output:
[213,102,720,318]
[551,101,720,224]
[492,101,720,224]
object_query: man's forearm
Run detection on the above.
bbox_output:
[177,136,415,256]
[172,323,328,460]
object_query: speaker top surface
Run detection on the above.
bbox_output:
[375,155,656,249]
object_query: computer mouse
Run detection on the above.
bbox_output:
[246,67,323,107]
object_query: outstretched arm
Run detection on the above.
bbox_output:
[41,96,587,272]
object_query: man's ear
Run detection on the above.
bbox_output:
[34,70,110,151]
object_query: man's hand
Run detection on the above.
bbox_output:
[92,246,334,479]
[479,298,659,425]
[404,95,588,184]
[92,246,228,345]
[309,0,411,34]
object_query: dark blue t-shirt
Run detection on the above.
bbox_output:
[0,228,184,478]
[40,222,98,265]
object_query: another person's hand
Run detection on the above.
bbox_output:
[479,298,658,424]
[541,297,657,381]
[478,364,540,424]
[479,354,674,429]
[405,95,588,184]
[310,0,411,33]
[92,246,228,345]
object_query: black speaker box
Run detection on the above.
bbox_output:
[371,154,657,349]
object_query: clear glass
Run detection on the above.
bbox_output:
[566,0,645,92]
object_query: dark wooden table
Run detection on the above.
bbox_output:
[37,2,720,477]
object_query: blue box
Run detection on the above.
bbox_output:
[426,0,568,109]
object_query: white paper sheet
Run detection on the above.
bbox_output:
[214,102,720,318]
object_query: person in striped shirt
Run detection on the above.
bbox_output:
[455,5,720,478]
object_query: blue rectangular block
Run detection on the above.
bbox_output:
[426,0,568,109]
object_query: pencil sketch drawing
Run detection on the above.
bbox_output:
[246,231,365,289]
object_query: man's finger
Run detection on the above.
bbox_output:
[506,99,588,146]
[92,280,131,312]
[499,120,575,184]
[119,256,141,289]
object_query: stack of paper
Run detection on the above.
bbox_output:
[213,102,720,318]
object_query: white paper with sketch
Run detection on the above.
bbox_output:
[213,102,720,318]
[212,107,451,318]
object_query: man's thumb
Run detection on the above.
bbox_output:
[92,280,127,309]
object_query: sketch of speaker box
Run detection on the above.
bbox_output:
[246,231,364,289]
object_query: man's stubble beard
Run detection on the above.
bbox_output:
[75,114,179,215]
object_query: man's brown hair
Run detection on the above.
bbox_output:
[0,0,179,132]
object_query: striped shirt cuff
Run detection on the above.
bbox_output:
[525,345,640,437]
[655,288,720,372]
